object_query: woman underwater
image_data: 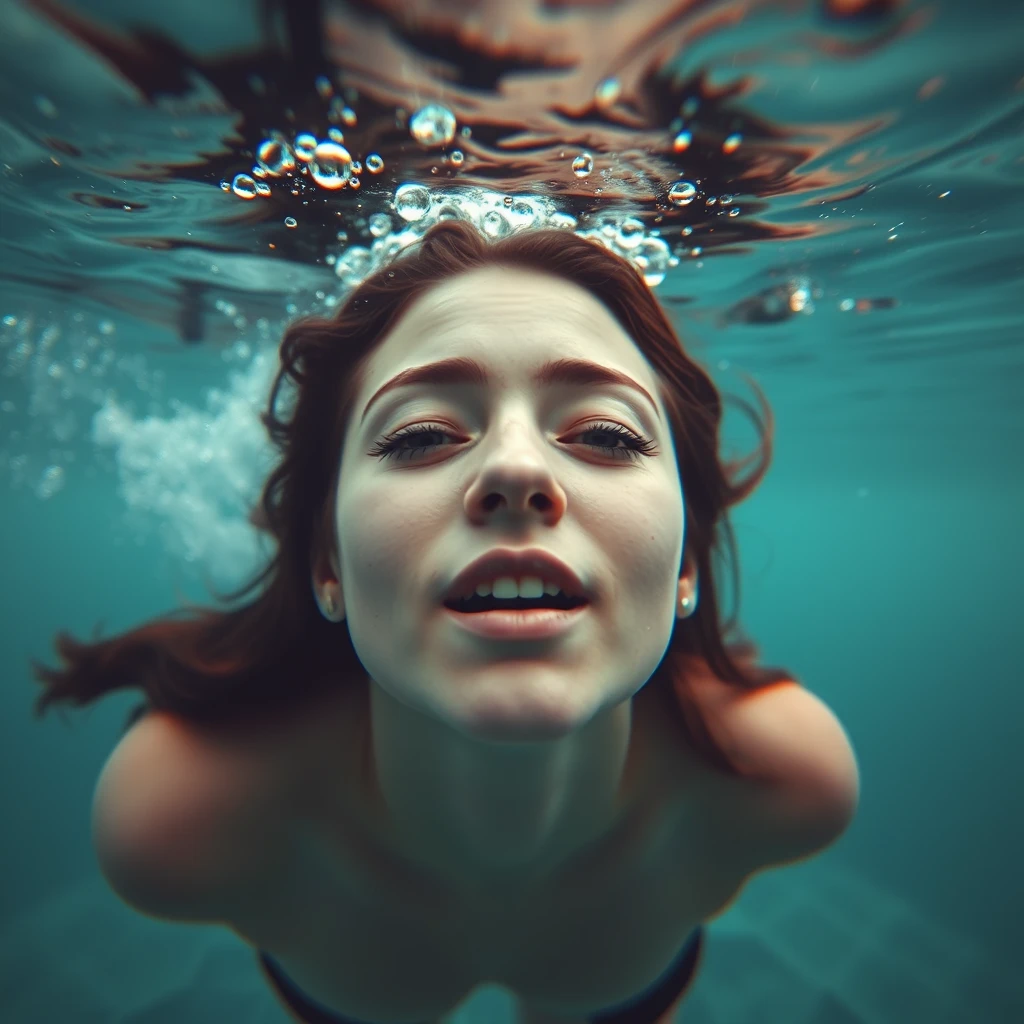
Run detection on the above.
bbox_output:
[33,220,859,1024]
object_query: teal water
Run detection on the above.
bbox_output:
[1,0,1022,1022]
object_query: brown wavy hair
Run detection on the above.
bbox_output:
[31,219,793,774]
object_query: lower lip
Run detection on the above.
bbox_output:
[443,604,589,640]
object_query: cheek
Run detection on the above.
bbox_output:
[338,482,449,604]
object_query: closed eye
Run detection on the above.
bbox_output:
[366,420,658,462]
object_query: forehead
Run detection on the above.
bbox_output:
[383,265,629,352]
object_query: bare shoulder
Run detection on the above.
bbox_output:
[689,671,861,876]
[91,708,300,924]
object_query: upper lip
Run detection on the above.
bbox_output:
[443,548,590,604]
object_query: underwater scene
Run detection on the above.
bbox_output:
[0,1,1022,1022]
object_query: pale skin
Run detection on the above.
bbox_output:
[312,265,697,897]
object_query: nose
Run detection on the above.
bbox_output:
[462,425,568,527]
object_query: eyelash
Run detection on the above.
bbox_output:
[367,420,658,463]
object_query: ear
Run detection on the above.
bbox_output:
[309,510,341,591]
[311,546,340,588]
[680,550,699,602]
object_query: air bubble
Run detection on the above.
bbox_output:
[294,134,318,163]
[394,183,431,222]
[667,180,697,206]
[410,104,457,147]
[257,136,296,177]
[572,153,593,178]
[368,212,392,237]
[310,142,354,189]
[231,174,258,199]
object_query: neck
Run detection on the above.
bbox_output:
[364,681,638,892]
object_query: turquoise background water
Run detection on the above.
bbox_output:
[1,0,1022,1021]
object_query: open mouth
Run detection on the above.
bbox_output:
[443,593,589,614]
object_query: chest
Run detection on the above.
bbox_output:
[238,778,742,1022]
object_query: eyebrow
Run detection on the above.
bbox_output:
[360,356,660,425]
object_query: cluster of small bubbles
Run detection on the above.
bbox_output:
[548,212,578,231]
[576,211,673,286]
[723,133,742,154]
[334,245,374,285]
[594,77,621,109]
[0,310,177,496]
[326,175,690,305]
[231,174,259,200]
[368,212,392,237]
[310,141,354,189]
[668,180,697,206]
[572,153,594,178]
[257,135,296,176]
[365,153,385,174]
[284,217,297,228]
[449,150,465,167]
[410,104,457,147]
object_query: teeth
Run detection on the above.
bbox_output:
[466,576,563,600]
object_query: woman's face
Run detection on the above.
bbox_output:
[326,265,687,741]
